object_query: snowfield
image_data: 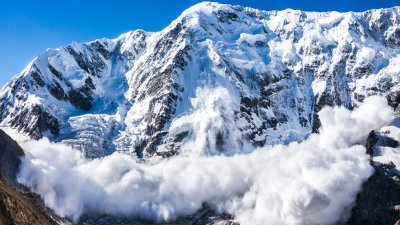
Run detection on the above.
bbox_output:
[1,2,400,159]
[1,1,400,224]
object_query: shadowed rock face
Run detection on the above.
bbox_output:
[9,105,60,140]
[1,3,400,158]
[0,176,59,225]
[347,131,400,225]
[78,204,238,225]
[346,164,400,225]
[0,129,59,225]
[1,2,400,224]
[0,129,24,186]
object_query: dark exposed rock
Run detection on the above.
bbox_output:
[388,28,400,45]
[353,93,365,103]
[48,82,66,100]
[173,131,189,142]
[48,64,63,80]
[0,175,60,225]
[216,11,239,23]
[134,140,147,158]
[347,129,400,225]
[145,131,167,155]
[254,40,267,47]
[346,164,400,225]
[156,147,178,158]
[90,42,111,60]
[85,77,96,90]
[156,131,190,158]
[267,117,278,130]
[68,89,93,111]
[4,4,399,160]
[144,96,174,135]
[365,130,378,157]
[380,135,399,148]
[0,129,24,187]
[149,25,182,64]
[142,91,179,155]
[66,45,106,77]
[30,66,45,87]
[78,204,238,225]
[311,106,321,133]
[299,116,308,127]
[10,80,21,95]
[0,129,60,225]
[387,91,400,109]
[241,96,258,112]
[215,131,225,148]
[10,105,59,140]
[67,46,91,74]
[1,4,400,224]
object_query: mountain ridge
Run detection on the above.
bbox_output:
[1,2,400,224]
[1,2,400,158]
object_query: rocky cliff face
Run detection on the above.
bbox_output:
[0,129,59,225]
[346,122,400,225]
[347,163,400,225]
[2,2,400,225]
[78,204,237,225]
[1,2,400,158]
[0,129,24,187]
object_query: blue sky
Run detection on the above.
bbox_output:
[0,0,398,87]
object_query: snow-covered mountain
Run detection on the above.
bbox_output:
[1,2,400,158]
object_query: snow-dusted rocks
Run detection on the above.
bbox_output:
[1,2,400,158]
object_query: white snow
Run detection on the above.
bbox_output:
[0,2,399,224]
[0,0,400,167]
[372,119,400,170]
[9,95,392,225]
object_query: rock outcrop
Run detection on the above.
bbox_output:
[0,129,59,225]
[347,163,400,225]
[347,126,400,225]
[1,3,400,158]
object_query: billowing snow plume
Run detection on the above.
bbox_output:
[13,87,393,225]
[168,87,252,156]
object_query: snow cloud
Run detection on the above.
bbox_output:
[12,87,394,225]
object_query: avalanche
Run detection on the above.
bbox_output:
[10,90,393,225]
[1,1,400,224]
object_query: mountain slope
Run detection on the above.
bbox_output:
[1,2,400,159]
[0,129,59,225]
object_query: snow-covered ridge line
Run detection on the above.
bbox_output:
[1,2,400,158]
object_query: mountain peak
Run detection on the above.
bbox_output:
[1,2,400,158]
[181,1,236,15]
[173,1,243,29]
